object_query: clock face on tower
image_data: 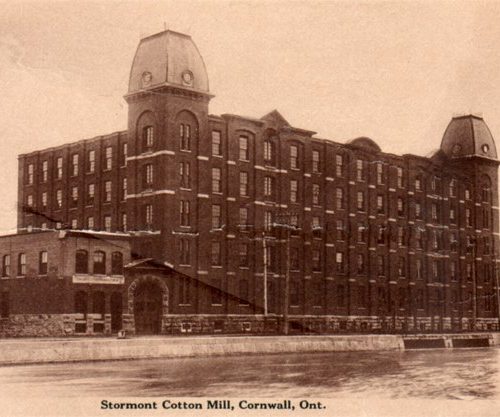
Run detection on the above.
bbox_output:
[181,70,194,86]
[452,144,462,155]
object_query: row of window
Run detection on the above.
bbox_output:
[1,252,46,277]
[26,144,128,185]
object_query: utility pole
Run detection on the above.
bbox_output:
[262,232,268,316]
[472,239,477,331]
[495,259,500,331]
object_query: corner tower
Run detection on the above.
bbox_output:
[124,30,213,258]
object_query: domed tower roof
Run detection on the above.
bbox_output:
[127,30,209,95]
[440,114,498,160]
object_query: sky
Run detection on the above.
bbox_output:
[1,0,500,233]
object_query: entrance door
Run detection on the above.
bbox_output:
[110,292,123,332]
[134,281,162,334]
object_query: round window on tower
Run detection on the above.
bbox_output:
[452,144,461,155]
[181,70,194,86]
[481,144,490,154]
[141,72,152,88]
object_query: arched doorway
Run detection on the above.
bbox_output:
[133,280,163,334]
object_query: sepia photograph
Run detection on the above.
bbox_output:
[0,1,499,416]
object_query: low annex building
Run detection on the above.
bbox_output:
[1,30,499,337]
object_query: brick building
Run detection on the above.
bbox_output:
[5,30,500,336]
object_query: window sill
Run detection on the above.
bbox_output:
[211,304,223,307]
[178,303,192,307]
[180,149,192,153]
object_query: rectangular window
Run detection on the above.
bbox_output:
[312,150,320,173]
[42,160,48,182]
[18,253,26,276]
[397,226,405,246]
[104,215,111,232]
[144,126,154,149]
[88,150,95,173]
[27,163,34,184]
[41,192,47,208]
[264,141,274,165]
[336,251,345,273]
[357,224,366,243]
[72,154,79,176]
[122,143,128,166]
[356,159,364,181]
[212,131,222,156]
[450,261,457,281]
[398,257,406,277]
[56,189,62,209]
[290,145,298,169]
[239,171,248,196]
[377,195,384,214]
[56,157,63,179]
[87,216,94,229]
[26,195,33,207]
[121,213,127,232]
[180,162,191,189]
[264,176,274,198]
[2,255,10,277]
[397,198,404,216]
[239,136,249,160]
[357,254,365,274]
[87,183,95,205]
[180,239,190,265]
[312,249,321,271]
[415,201,422,219]
[290,180,298,203]
[449,179,456,197]
[336,220,345,241]
[465,186,471,200]
[212,167,222,193]
[264,211,273,232]
[180,124,191,150]
[144,164,153,188]
[416,258,423,279]
[104,181,112,202]
[450,207,456,223]
[145,204,153,229]
[239,243,248,267]
[239,207,248,229]
[357,191,365,211]
[336,188,345,210]
[121,178,127,200]
[212,204,221,229]
[312,184,320,205]
[105,147,112,170]
[377,255,385,276]
[376,163,383,185]
[290,247,300,271]
[415,177,422,191]
[397,167,404,188]
[465,208,472,227]
[431,203,438,221]
[71,186,78,206]
[335,154,344,177]
[180,200,190,226]
[71,219,77,230]
[211,242,221,266]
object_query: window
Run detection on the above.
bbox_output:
[397,227,405,246]
[482,181,491,203]
[239,136,249,160]
[264,211,273,232]
[104,147,112,170]
[377,195,384,214]
[56,157,63,179]
[263,176,274,198]
[180,124,191,150]
[356,159,365,181]
[212,204,221,229]
[431,176,440,192]
[26,195,33,208]
[212,131,222,156]
[143,126,154,149]
[336,188,345,210]
[212,167,222,193]
[87,183,95,205]
[415,176,422,191]
[416,258,423,279]
[239,207,248,229]
[450,207,456,224]
[483,208,491,229]
[357,225,366,243]
[450,231,458,251]
[121,178,127,200]
[27,163,34,184]
[88,150,95,173]
[143,164,153,189]
[312,184,320,205]
[290,247,300,271]
[71,219,77,229]
[312,216,321,235]
[357,254,365,274]
[290,145,299,169]
[42,160,48,182]
[110,252,123,275]
[377,226,386,244]
[335,154,344,177]
[41,192,48,208]
[450,261,457,281]
[398,257,406,277]
[145,204,153,229]
[466,263,472,281]
[449,179,457,197]
[266,245,277,272]
[312,249,321,271]
[416,228,424,249]
[336,251,345,273]
[2,255,10,277]
[377,255,385,276]
[397,167,404,188]
[18,253,26,276]
[180,200,190,226]
[312,150,320,173]
[415,201,422,219]
[87,216,94,230]
[104,181,112,202]
[432,260,439,281]
[180,239,190,265]
[180,162,191,189]
[70,186,78,207]
[41,222,47,230]
[376,163,383,185]
[211,242,221,266]
[464,186,471,200]
[239,172,248,196]
[103,215,111,232]
[336,220,346,241]
[239,243,248,267]
[397,198,404,216]
[55,222,62,230]
[39,251,48,275]
[121,213,127,232]
[264,141,275,165]
[357,191,365,211]
[465,208,472,227]
[290,180,298,203]
[121,143,128,166]
[93,251,106,275]
[71,154,79,176]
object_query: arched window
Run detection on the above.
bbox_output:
[143,126,154,149]
[481,175,491,203]
[39,251,48,275]
[2,255,10,277]
[75,250,89,274]
[74,291,88,314]
[93,251,106,275]
[17,253,26,276]
[111,252,123,275]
